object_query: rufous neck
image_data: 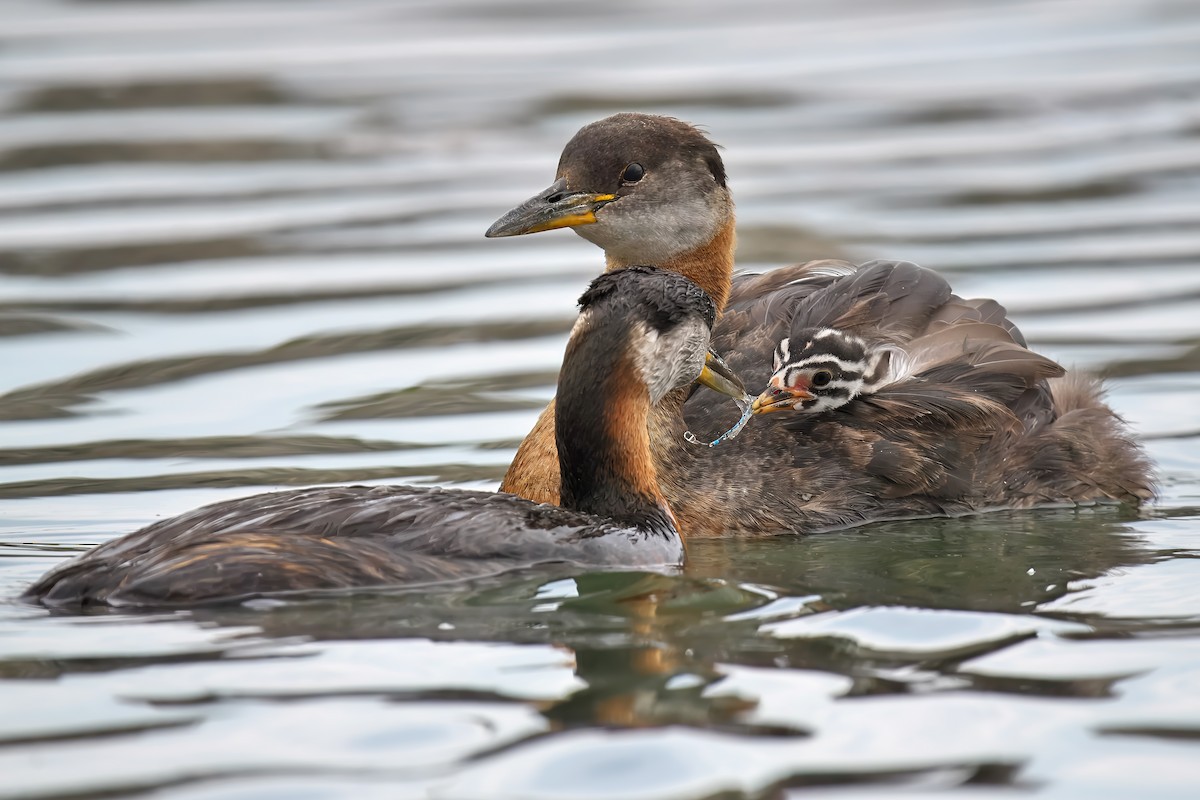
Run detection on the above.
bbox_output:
[555,331,676,533]
[605,218,735,313]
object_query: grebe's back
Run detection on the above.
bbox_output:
[25,268,742,608]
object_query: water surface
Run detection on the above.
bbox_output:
[2,1,1199,798]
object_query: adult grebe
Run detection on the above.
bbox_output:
[485,114,1154,534]
[24,267,745,608]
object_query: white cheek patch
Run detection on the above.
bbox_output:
[630,320,660,389]
[633,318,709,404]
[577,170,725,265]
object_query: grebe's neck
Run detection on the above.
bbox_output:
[555,319,676,535]
[604,217,735,313]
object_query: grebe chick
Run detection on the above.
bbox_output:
[24,267,745,608]
[750,262,1065,418]
[753,327,890,415]
[486,116,1155,533]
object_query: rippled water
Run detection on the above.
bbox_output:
[2,1,1199,797]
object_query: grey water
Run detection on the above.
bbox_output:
[1,0,1199,797]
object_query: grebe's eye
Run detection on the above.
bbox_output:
[621,163,645,183]
[812,370,833,388]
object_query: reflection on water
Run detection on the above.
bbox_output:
[2,0,1199,798]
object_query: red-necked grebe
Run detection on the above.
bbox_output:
[485,113,1154,534]
[25,266,744,608]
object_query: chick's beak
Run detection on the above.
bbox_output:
[485,178,616,237]
[751,384,814,414]
[695,350,746,399]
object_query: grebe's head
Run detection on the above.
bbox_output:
[569,265,742,405]
[752,327,887,415]
[555,266,743,528]
[486,113,731,267]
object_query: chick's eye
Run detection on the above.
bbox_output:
[812,370,833,388]
[621,163,645,183]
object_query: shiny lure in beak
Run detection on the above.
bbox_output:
[696,349,745,400]
[687,350,754,448]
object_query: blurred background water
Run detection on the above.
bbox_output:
[1,0,1199,797]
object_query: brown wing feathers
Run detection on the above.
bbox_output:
[672,258,1149,534]
[795,260,953,337]
[898,323,1063,382]
[724,260,1109,509]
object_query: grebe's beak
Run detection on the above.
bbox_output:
[485,178,616,237]
[696,350,745,399]
[751,385,814,414]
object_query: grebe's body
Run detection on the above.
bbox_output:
[26,268,742,608]
[486,114,1154,534]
